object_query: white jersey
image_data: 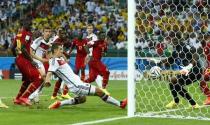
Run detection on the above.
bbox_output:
[31,37,53,59]
[86,33,98,56]
[86,33,98,45]
[48,57,95,95]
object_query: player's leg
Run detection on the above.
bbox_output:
[49,73,127,109]
[97,62,110,89]
[166,74,199,108]
[81,67,86,81]
[14,57,30,104]
[61,81,71,99]
[166,77,180,108]
[95,75,103,88]
[29,64,46,103]
[84,61,98,83]
[19,65,43,106]
[51,77,62,100]
[14,80,30,104]
[200,69,210,105]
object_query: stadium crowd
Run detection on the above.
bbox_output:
[0,0,127,56]
[135,0,210,57]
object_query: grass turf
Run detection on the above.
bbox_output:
[0,79,210,125]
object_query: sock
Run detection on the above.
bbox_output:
[60,98,75,106]
[16,81,30,99]
[53,80,61,97]
[21,80,42,98]
[81,70,85,81]
[175,84,196,105]
[62,85,69,95]
[101,94,120,107]
[95,75,103,88]
[200,81,210,97]
[169,83,179,103]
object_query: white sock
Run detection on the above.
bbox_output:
[61,98,75,106]
[102,95,120,107]
[95,75,103,88]
[29,90,38,100]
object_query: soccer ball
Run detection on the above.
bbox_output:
[150,66,161,78]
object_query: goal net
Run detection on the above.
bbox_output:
[128,0,210,120]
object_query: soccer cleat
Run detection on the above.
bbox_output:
[19,97,32,106]
[0,101,9,108]
[101,89,110,96]
[48,101,61,109]
[192,103,201,109]
[61,94,72,99]
[120,98,127,109]
[13,98,22,105]
[165,101,178,108]
[203,97,210,105]
[51,96,62,100]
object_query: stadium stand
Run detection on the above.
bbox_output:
[0,0,127,56]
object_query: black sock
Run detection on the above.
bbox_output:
[169,83,179,103]
[175,84,196,105]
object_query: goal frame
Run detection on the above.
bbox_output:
[127,0,136,117]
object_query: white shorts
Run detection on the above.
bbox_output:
[61,70,96,96]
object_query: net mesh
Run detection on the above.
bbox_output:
[135,0,210,120]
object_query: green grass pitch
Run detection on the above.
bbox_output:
[0,80,210,125]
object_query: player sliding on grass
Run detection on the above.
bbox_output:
[45,43,127,109]
[156,39,202,109]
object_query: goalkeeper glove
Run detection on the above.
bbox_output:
[180,63,193,76]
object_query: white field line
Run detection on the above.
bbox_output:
[70,116,129,125]
[71,105,210,125]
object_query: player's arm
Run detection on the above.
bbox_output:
[68,40,76,55]
[44,71,52,87]
[30,48,48,63]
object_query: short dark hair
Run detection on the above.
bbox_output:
[43,26,51,30]
[51,43,61,53]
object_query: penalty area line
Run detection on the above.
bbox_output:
[70,116,129,125]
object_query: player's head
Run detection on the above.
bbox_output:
[20,18,32,31]
[43,26,52,41]
[58,27,66,39]
[51,43,63,57]
[98,31,106,40]
[87,24,94,34]
[77,31,83,40]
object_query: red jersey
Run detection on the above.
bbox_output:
[91,40,108,61]
[204,42,210,67]
[72,38,88,57]
[15,29,32,57]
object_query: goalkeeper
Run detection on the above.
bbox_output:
[157,40,202,109]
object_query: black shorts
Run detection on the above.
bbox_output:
[177,66,202,86]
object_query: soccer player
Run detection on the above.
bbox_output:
[69,31,88,81]
[85,24,104,88]
[45,43,127,109]
[200,40,210,105]
[29,26,53,102]
[84,32,110,89]
[51,28,71,100]
[13,19,42,106]
[0,99,8,108]
[158,39,202,109]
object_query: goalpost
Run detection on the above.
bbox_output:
[128,0,210,120]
